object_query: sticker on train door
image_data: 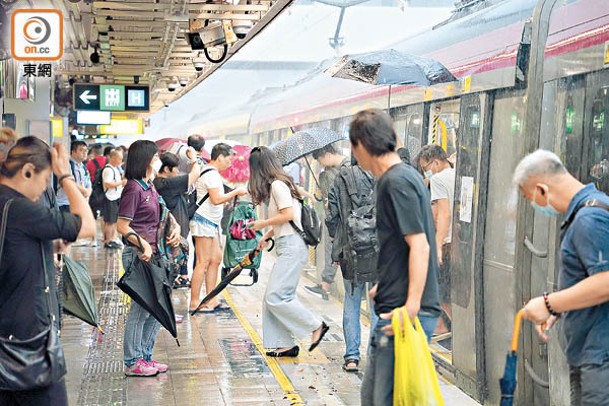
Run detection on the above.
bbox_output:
[604,42,609,65]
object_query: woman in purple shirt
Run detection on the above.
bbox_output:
[117,140,180,377]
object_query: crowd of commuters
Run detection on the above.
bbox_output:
[5,105,608,405]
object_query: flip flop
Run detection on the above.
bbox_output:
[189,305,216,314]
[213,300,231,311]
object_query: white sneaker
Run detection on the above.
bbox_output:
[113,239,124,248]
[88,239,98,247]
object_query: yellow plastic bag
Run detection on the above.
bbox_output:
[393,307,445,406]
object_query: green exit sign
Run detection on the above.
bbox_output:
[100,85,125,111]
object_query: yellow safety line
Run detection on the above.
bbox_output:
[222,291,305,405]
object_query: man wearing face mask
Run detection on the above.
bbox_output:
[418,144,455,336]
[514,149,609,405]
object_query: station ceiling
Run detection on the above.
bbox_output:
[8,0,294,113]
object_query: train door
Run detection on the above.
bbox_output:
[450,93,491,400]
[582,70,609,194]
[392,103,426,161]
[425,99,460,357]
[482,91,526,405]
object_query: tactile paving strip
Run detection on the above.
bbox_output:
[77,252,128,405]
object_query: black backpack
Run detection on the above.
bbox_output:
[341,165,377,254]
[187,167,217,220]
[89,159,105,211]
[290,198,322,247]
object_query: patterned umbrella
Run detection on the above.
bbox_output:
[271,127,345,166]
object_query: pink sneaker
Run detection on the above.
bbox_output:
[124,359,158,377]
[148,360,168,373]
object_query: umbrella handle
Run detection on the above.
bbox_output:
[124,232,145,252]
[511,309,524,353]
[265,238,275,252]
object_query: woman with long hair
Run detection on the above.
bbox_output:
[117,140,181,377]
[248,146,329,357]
[0,137,96,405]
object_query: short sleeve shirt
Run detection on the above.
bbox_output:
[430,167,455,244]
[0,185,81,339]
[559,183,609,367]
[268,180,302,237]
[86,156,107,183]
[118,180,161,247]
[374,162,441,316]
[195,166,223,225]
[102,165,123,201]
[153,175,189,238]
[56,159,91,207]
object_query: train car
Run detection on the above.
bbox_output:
[206,0,609,404]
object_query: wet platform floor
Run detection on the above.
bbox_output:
[61,245,480,405]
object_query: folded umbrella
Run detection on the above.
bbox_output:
[117,233,179,344]
[62,256,102,333]
[500,310,523,406]
[190,238,274,316]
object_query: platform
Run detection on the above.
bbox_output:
[61,245,480,405]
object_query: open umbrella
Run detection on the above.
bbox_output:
[117,233,179,344]
[325,49,456,86]
[219,144,252,183]
[190,238,274,316]
[62,256,102,333]
[271,127,345,166]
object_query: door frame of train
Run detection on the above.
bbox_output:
[513,0,562,404]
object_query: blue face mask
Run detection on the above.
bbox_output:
[531,189,559,217]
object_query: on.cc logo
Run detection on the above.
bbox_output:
[23,16,51,45]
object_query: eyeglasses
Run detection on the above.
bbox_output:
[420,160,434,171]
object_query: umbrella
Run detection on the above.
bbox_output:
[190,238,274,316]
[117,233,179,344]
[156,138,211,161]
[325,49,456,87]
[155,137,183,152]
[500,310,523,406]
[62,256,102,333]
[271,127,345,166]
[219,144,252,183]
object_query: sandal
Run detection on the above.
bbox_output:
[266,346,299,357]
[213,301,231,311]
[342,359,359,373]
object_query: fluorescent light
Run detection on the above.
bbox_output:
[77,110,112,125]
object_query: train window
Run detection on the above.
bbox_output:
[556,76,585,178]
[427,100,460,161]
[584,85,609,194]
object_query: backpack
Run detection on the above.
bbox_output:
[187,167,217,220]
[89,159,105,211]
[340,164,378,281]
[290,198,322,247]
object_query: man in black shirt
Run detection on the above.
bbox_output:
[349,109,441,406]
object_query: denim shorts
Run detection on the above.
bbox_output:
[190,213,220,239]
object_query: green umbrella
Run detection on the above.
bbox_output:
[62,256,103,333]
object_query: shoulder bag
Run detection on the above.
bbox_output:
[0,199,67,390]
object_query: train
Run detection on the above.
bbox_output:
[201,0,609,404]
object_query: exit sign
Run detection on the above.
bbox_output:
[74,84,149,112]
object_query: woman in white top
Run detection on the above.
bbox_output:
[189,143,246,313]
[248,146,329,357]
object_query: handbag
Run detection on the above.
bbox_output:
[0,199,67,390]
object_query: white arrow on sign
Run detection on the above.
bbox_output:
[79,90,98,105]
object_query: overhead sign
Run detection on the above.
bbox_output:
[76,110,111,125]
[74,84,149,112]
[99,119,143,135]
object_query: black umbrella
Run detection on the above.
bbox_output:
[325,49,456,86]
[271,127,346,166]
[62,255,103,333]
[190,239,274,316]
[117,233,179,345]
